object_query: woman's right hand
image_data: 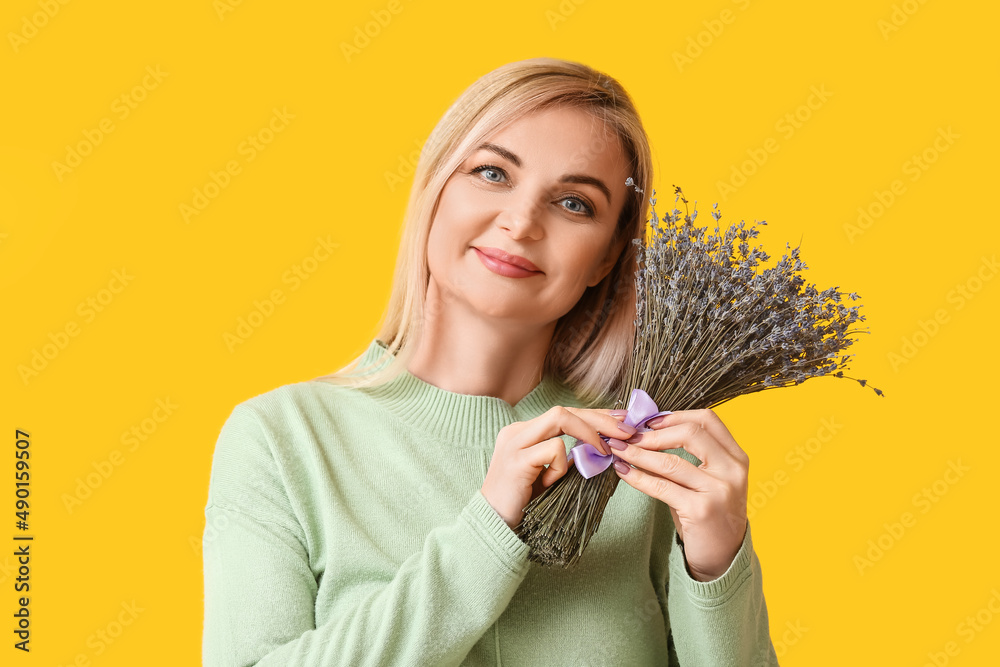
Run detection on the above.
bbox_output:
[481,406,638,530]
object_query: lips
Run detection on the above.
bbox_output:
[474,247,542,273]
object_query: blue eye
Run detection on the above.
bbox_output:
[471,164,506,183]
[471,164,596,218]
[562,197,595,217]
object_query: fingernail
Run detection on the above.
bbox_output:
[613,461,630,475]
[607,438,628,451]
[646,416,667,429]
[625,432,643,444]
[609,409,628,418]
[617,422,637,436]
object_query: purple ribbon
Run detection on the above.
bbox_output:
[565,388,673,479]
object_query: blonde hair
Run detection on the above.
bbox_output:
[314,57,653,407]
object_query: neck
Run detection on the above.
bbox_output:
[406,278,557,406]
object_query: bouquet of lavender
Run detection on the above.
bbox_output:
[515,184,883,568]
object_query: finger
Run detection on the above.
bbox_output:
[531,465,569,500]
[523,437,570,485]
[643,409,747,465]
[556,406,639,447]
[629,414,747,473]
[538,441,570,488]
[509,406,616,456]
[570,407,639,441]
[614,457,696,509]
[612,444,714,492]
[622,420,736,473]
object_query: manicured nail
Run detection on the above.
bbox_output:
[616,422,637,436]
[646,415,668,429]
[609,409,628,418]
[626,432,643,444]
[613,461,630,475]
[607,438,628,451]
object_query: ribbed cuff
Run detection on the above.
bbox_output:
[461,490,531,577]
[671,521,754,604]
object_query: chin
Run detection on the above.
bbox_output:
[468,290,538,321]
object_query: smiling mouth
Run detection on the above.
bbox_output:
[473,247,543,279]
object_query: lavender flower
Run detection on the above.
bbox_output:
[516,184,883,568]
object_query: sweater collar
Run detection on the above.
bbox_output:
[356,339,580,449]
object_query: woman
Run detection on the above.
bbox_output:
[202,57,778,666]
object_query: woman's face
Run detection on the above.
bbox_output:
[426,105,630,327]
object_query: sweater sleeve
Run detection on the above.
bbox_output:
[665,521,779,666]
[202,404,533,666]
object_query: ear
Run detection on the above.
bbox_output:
[587,233,627,288]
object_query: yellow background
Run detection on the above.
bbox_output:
[2,0,998,664]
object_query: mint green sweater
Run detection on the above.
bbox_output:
[202,339,778,666]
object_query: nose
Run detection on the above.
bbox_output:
[497,187,545,241]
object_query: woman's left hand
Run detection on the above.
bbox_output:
[610,408,749,582]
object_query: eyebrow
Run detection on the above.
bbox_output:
[474,142,613,206]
